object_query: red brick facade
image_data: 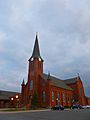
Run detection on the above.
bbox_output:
[65,77,86,105]
[85,97,90,105]
[21,34,90,108]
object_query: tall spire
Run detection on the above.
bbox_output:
[32,33,40,58]
[22,78,25,85]
[48,71,51,79]
[77,73,80,80]
[29,33,43,61]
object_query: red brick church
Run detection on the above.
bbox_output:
[21,34,90,108]
[0,33,90,108]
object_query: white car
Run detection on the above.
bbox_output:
[82,105,90,109]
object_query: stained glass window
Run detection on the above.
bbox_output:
[58,93,60,101]
[52,91,54,102]
[42,91,46,102]
[30,80,33,90]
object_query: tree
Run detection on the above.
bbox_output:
[31,92,38,108]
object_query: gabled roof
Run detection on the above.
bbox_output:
[64,77,77,84]
[0,90,19,100]
[43,73,73,91]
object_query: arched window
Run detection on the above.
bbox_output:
[30,62,34,75]
[52,91,54,102]
[58,93,60,101]
[42,91,46,102]
[62,93,65,103]
[30,80,33,90]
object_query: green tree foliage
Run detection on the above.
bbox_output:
[31,92,38,108]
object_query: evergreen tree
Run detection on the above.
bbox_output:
[31,92,38,108]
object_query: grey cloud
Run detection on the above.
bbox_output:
[0,0,90,96]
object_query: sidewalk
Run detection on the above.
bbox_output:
[0,108,71,113]
[0,108,50,113]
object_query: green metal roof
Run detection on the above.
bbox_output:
[43,73,73,91]
[64,77,77,84]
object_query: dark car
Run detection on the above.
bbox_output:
[71,104,82,109]
[51,105,64,110]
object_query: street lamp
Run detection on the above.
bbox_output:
[16,95,19,108]
[56,98,58,105]
[16,95,19,99]
[10,97,14,108]
[11,97,14,101]
[56,98,58,101]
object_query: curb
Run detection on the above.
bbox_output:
[0,109,50,114]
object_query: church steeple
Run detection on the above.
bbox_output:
[29,33,43,61]
[22,79,25,85]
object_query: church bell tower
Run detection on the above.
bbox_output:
[27,33,43,94]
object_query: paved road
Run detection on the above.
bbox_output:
[0,109,90,120]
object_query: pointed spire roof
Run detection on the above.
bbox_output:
[32,33,40,58]
[48,71,51,79]
[22,79,25,85]
[77,73,80,80]
[29,33,43,61]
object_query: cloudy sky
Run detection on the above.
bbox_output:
[0,0,90,97]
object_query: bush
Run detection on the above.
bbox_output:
[64,106,71,109]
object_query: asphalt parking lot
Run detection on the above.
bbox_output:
[0,109,90,120]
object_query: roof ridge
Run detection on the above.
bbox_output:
[43,73,62,81]
[64,77,77,81]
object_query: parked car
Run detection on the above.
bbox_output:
[71,104,82,109]
[82,105,90,109]
[51,105,64,110]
